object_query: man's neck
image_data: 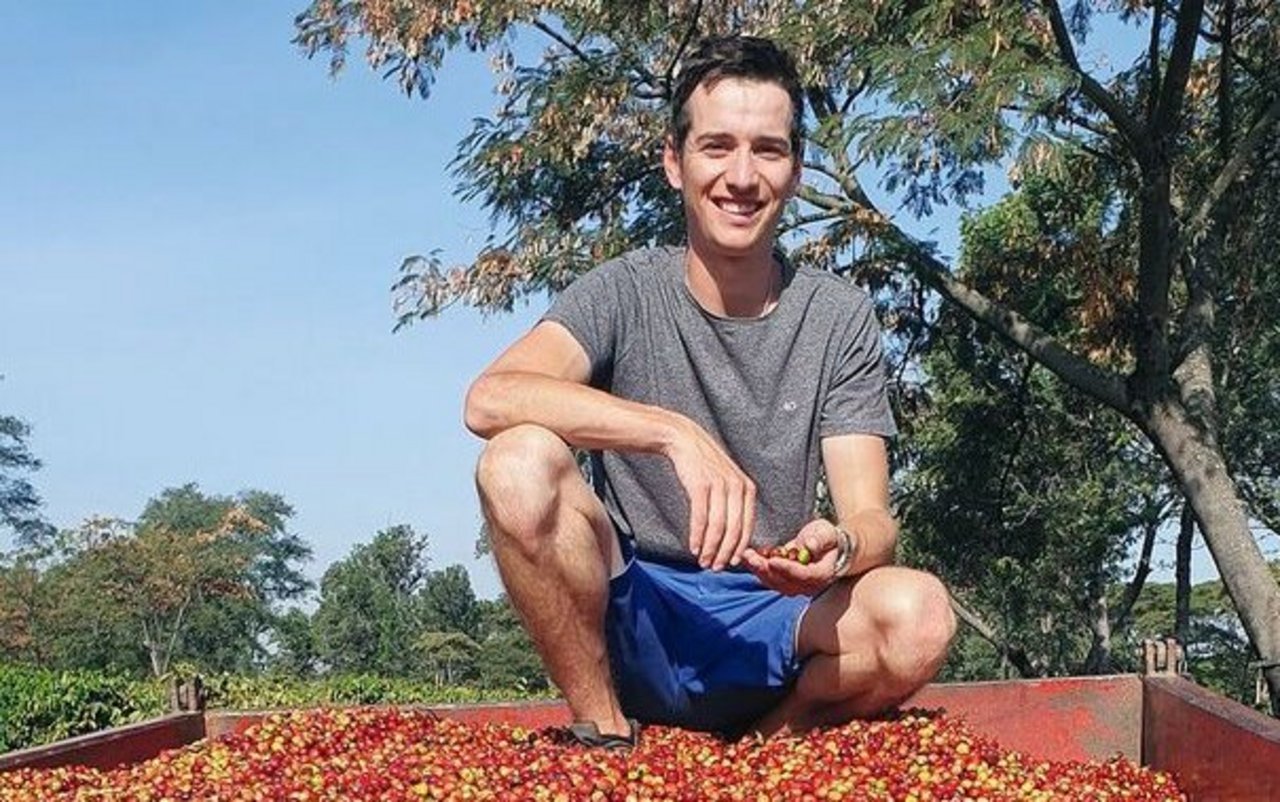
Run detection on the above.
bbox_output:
[683,246,779,319]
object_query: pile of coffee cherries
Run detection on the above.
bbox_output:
[0,707,1185,800]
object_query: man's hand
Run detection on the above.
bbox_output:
[742,519,844,596]
[663,417,757,571]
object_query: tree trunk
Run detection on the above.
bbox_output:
[1083,592,1112,674]
[1176,503,1194,646]
[1143,398,1280,714]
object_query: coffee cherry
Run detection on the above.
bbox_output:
[0,707,1187,801]
[758,544,812,565]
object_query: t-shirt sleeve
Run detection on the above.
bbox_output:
[541,259,629,385]
[819,294,898,438]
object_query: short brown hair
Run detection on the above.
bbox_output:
[669,36,805,157]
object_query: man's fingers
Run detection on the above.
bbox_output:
[699,483,728,567]
[713,484,742,570]
[687,483,709,558]
[731,480,757,567]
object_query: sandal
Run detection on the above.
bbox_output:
[567,718,641,750]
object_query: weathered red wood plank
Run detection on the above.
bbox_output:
[1143,675,1280,802]
[907,675,1145,762]
[0,713,205,772]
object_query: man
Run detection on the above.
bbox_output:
[465,35,954,746]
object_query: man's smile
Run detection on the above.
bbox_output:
[713,197,765,219]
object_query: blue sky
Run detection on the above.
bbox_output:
[0,2,545,599]
[2,5,1222,603]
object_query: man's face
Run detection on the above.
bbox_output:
[663,77,801,264]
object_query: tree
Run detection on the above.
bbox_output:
[900,157,1176,680]
[295,0,1280,709]
[312,524,431,675]
[472,595,549,692]
[421,564,479,634]
[0,408,53,546]
[416,631,479,686]
[267,608,321,676]
[67,508,271,677]
[0,486,312,677]
[134,485,313,672]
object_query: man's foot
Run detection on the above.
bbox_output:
[566,718,641,750]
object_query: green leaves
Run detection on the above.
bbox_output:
[0,665,166,753]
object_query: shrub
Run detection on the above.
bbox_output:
[0,665,165,753]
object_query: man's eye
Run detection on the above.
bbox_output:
[702,143,731,155]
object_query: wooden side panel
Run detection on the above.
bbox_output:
[906,675,1144,762]
[0,713,205,772]
[1143,676,1280,802]
[203,699,573,740]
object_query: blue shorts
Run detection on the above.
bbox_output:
[604,538,811,734]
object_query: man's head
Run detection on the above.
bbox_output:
[663,36,804,266]
[669,36,805,159]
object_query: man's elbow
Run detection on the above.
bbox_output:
[463,374,503,439]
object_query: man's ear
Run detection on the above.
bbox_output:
[662,135,683,190]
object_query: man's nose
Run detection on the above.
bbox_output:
[725,148,758,189]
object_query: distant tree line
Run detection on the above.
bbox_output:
[0,479,547,694]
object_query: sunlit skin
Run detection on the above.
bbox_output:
[663,77,800,318]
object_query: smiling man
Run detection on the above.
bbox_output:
[464,35,955,747]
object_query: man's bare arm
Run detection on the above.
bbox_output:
[822,433,898,575]
[742,433,896,594]
[465,320,757,569]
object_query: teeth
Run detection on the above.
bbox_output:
[717,200,759,214]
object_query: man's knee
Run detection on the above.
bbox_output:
[475,425,577,543]
[865,569,956,678]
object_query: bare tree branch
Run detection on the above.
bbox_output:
[531,19,597,70]
[1146,0,1164,122]
[1039,0,1150,159]
[1113,513,1159,632]
[1152,0,1206,134]
[898,240,1131,413]
[950,594,1037,677]
[662,0,703,96]
[1174,90,1280,263]
[795,183,854,213]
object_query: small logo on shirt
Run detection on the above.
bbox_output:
[782,401,797,412]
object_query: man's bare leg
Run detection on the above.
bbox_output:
[475,424,630,737]
[751,567,956,738]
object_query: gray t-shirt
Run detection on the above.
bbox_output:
[544,246,896,565]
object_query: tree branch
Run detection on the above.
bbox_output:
[1039,0,1150,159]
[1152,0,1206,134]
[779,210,847,233]
[897,239,1131,413]
[161,591,194,679]
[531,19,597,71]
[1113,512,1159,633]
[795,183,854,214]
[950,594,1037,677]
[1174,90,1280,263]
[662,0,703,96]
[802,144,1131,416]
[1146,0,1164,122]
